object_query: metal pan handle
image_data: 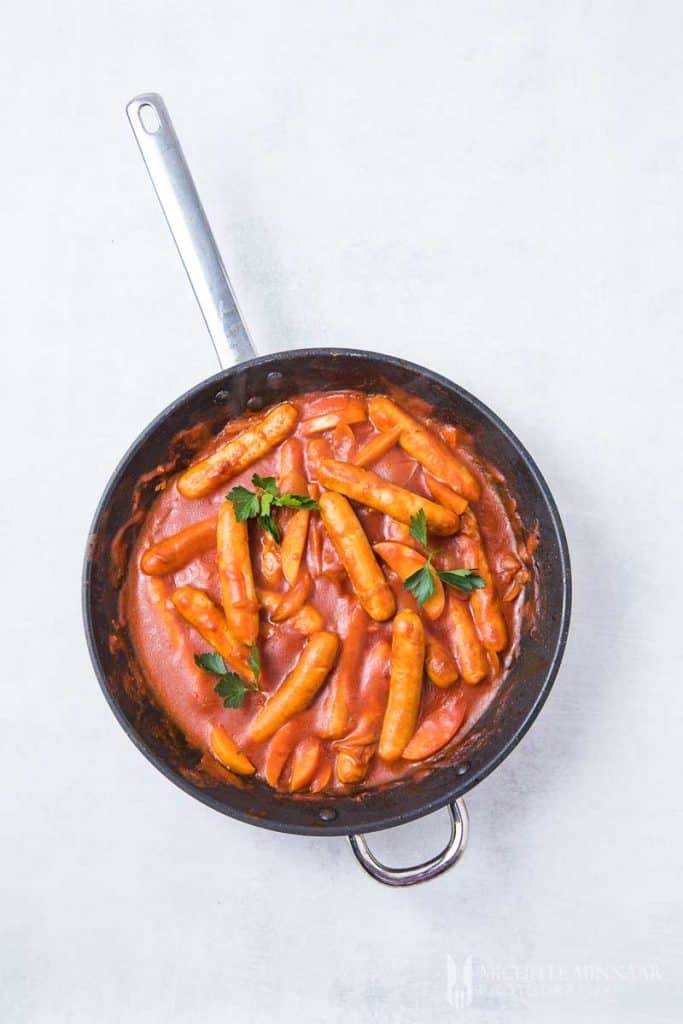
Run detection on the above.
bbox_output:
[126,93,256,370]
[348,800,469,886]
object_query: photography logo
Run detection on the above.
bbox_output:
[445,953,663,1010]
[446,954,474,1010]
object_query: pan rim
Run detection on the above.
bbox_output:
[82,347,571,836]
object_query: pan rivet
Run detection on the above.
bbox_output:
[455,762,470,776]
[247,396,264,411]
[318,808,337,821]
[266,371,284,390]
[214,390,231,403]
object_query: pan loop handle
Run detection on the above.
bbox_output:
[126,93,256,370]
[348,799,469,886]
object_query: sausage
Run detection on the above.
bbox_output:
[423,474,469,516]
[402,699,466,761]
[318,492,396,621]
[445,595,488,685]
[288,737,322,791]
[318,458,459,536]
[320,605,369,739]
[263,722,299,788]
[459,509,508,652]
[330,423,357,460]
[255,588,281,615]
[171,585,254,680]
[305,437,333,481]
[304,392,366,418]
[425,635,459,687]
[248,631,339,742]
[216,502,259,646]
[258,531,283,585]
[280,509,310,584]
[378,611,426,761]
[301,395,367,435]
[336,746,372,785]
[270,569,312,622]
[309,759,333,793]
[373,541,445,621]
[334,638,390,784]
[352,426,402,468]
[437,422,459,448]
[287,603,325,635]
[178,402,299,498]
[210,725,255,776]
[140,517,217,576]
[278,437,308,496]
[368,396,480,501]
[306,514,324,577]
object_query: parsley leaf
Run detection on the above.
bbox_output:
[403,507,487,605]
[194,651,227,675]
[409,508,428,547]
[227,485,260,522]
[251,474,278,495]
[248,643,261,682]
[214,673,249,709]
[260,489,275,518]
[404,561,436,605]
[258,513,281,543]
[273,494,319,510]
[436,568,486,592]
[194,648,260,709]
[226,475,318,542]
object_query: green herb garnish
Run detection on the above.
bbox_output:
[405,510,486,605]
[409,507,429,547]
[248,642,261,682]
[194,643,261,709]
[404,558,437,605]
[436,568,488,593]
[227,474,318,542]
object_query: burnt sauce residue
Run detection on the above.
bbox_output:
[113,390,538,797]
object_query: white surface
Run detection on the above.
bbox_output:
[1,2,681,1021]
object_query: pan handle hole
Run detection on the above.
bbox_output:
[138,103,161,134]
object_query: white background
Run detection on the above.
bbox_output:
[1,2,681,1021]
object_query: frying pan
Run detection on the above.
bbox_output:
[83,94,571,886]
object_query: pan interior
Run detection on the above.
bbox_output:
[83,349,570,836]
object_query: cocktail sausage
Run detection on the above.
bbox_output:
[373,541,446,620]
[459,509,508,653]
[379,611,426,761]
[318,459,459,536]
[402,700,466,761]
[210,725,255,776]
[425,635,459,687]
[171,585,254,680]
[281,509,310,585]
[320,605,369,739]
[352,426,402,468]
[446,596,488,685]
[140,517,218,576]
[248,631,339,742]
[216,502,259,646]
[178,403,299,498]
[278,437,308,496]
[318,492,396,621]
[368,396,480,501]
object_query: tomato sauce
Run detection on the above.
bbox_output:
[122,390,535,795]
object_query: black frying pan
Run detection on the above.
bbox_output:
[83,95,571,886]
